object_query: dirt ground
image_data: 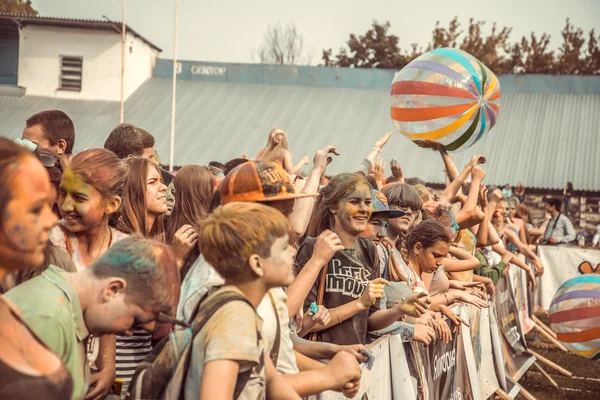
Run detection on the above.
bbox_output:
[511,312,600,400]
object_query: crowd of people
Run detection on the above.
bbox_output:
[2,108,580,400]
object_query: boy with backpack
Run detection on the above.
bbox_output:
[187,202,301,399]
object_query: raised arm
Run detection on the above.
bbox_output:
[456,166,485,226]
[443,246,480,272]
[287,146,339,244]
[439,155,482,203]
[365,131,394,164]
[286,231,343,318]
[284,151,309,175]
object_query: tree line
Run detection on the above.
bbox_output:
[322,18,599,75]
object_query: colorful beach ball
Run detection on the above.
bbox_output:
[549,275,600,360]
[390,48,501,151]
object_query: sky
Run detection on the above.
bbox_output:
[34,0,600,64]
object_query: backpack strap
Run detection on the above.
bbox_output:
[179,290,260,400]
[309,265,327,342]
[268,291,281,366]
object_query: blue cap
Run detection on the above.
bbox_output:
[371,189,405,219]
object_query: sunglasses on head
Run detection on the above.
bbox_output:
[39,154,60,169]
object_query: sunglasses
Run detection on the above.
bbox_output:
[389,204,416,216]
[39,154,60,169]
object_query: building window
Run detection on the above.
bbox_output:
[59,56,83,91]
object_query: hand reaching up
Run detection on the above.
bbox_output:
[313,145,340,175]
[374,131,394,150]
[390,159,404,182]
[414,139,444,151]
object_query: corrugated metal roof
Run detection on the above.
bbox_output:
[0,13,161,51]
[1,78,599,191]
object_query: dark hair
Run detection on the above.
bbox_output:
[223,158,249,176]
[0,137,32,218]
[382,183,422,211]
[307,173,370,237]
[208,161,225,171]
[545,197,562,212]
[91,235,180,314]
[160,168,175,187]
[406,220,451,256]
[34,147,65,217]
[566,182,574,191]
[104,123,155,159]
[26,110,75,154]
[404,177,426,185]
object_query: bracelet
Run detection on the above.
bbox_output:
[335,309,341,324]
[444,293,449,305]
[372,147,381,153]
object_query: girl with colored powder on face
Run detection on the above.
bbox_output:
[257,127,309,174]
[0,138,73,399]
[48,148,129,400]
[295,173,428,345]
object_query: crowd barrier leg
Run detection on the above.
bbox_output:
[531,315,557,339]
[532,324,569,352]
[527,349,572,377]
[532,362,558,388]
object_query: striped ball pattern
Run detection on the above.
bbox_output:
[390,48,501,152]
[549,275,600,360]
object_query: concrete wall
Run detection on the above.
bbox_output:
[18,25,157,101]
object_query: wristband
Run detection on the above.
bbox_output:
[335,309,341,324]
[372,147,381,153]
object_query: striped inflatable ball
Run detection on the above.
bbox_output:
[390,48,501,152]
[549,274,600,360]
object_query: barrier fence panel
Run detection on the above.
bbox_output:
[309,268,537,400]
[309,336,392,400]
[493,276,536,383]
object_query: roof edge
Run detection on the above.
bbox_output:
[0,13,162,52]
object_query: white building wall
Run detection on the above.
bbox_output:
[18,25,158,101]
[124,33,159,99]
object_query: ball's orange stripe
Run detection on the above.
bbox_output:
[556,327,600,343]
[395,106,478,140]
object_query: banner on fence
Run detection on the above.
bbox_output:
[310,336,391,400]
[493,276,535,382]
[537,245,600,309]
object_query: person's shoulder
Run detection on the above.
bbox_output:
[200,286,258,339]
[48,222,69,248]
[5,273,71,320]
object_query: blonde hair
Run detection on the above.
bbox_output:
[413,184,433,204]
[199,202,289,280]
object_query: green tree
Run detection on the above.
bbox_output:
[0,0,38,15]
[322,21,413,69]
[323,18,599,75]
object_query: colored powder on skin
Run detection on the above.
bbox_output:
[62,168,90,194]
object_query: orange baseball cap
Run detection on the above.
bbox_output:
[220,161,319,204]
